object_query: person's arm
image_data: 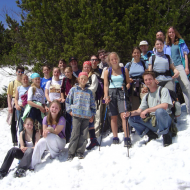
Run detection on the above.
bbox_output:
[103,70,110,104]
[7,82,13,113]
[184,54,189,75]
[15,88,21,110]
[148,64,152,71]
[124,108,143,118]
[88,74,98,94]
[124,68,130,89]
[27,100,45,113]
[170,63,179,78]
[45,88,51,103]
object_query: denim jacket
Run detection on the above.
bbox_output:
[65,84,96,119]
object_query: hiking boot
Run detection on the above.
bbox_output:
[67,154,75,161]
[146,130,158,142]
[112,137,119,144]
[0,171,7,180]
[13,142,18,146]
[124,137,132,148]
[163,131,172,147]
[76,153,84,159]
[14,168,26,178]
[86,138,100,150]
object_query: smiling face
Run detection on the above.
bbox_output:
[16,69,24,80]
[32,77,41,88]
[24,119,33,131]
[70,59,78,68]
[168,27,175,40]
[21,75,29,86]
[83,64,91,74]
[143,74,156,88]
[65,68,72,79]
[43,66,51,76]
[53,68,60,78]
[58,61,67,70]
[109,53,119,66]
[132,49,141,61]
[90,56,99,69]
[155,40,164,52]
[139,45,148,54]
[156,32,165,42]
[50,102,61,117]
[78,75,88,87]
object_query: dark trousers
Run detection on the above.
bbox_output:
[28,107,43,126]
[0,147,33,173]
[11,107,17,143]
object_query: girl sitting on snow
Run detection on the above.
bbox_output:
[0,117,40,179]
[31,100,66,169]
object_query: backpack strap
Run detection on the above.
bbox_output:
[165,54,171,65]
[121,67,126,86]
[152,55,156,69]
[22,130,27,147]
[159,86,163,98]
[88,75,92,85]
[108,67,112,83]
[32,130,36,146]
[141,60,146,71]
[127,62,132,72]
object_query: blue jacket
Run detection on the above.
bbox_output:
[164,39,189,68]
[65,84,96,119]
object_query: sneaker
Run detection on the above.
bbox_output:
[86,138,100,150]
[124,137,132,148]
[14,168,26,178]
[112,137,119,144]
[163,131,172,147]
[146,130,158,142]
[76,153,84,159]
[67,154,75,161]
[0,171,7,180]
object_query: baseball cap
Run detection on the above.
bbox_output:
[139,41,148,46]
[69,56,77,63]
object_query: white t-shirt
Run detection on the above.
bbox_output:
[45,79,62,101]
[27,87,45,104]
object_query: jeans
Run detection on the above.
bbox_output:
[128,108,172,137]
[16,107,25,133]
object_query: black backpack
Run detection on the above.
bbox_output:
[22,129,36,147]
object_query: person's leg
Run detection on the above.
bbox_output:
[0,147,23,174]
[111,116,118,137]
[176,65,190,114]
[45,133,66,158]
[18,148,33,170]
[31,138,48,169]
[164,80,175,92]
[68,117,81,155]
[76,118,89,154]
[11,107,17,144]
[16,108,24,133]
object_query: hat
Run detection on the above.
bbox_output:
[31,73,40,79]
[83,61,91,67]
[139,41,148,46]
[69,56,77,63]
[78,72,88,78]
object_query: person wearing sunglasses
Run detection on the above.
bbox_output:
[7,66,25,146]
[90,55,101,77]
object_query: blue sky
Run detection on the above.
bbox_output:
[0,0,21,28]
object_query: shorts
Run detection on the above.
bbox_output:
[108,88,125,116]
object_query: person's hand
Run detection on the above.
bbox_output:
[70,112,72,116]
[123,112,130,118]
[104,96,110,104]
[21,147,27,153]
[89,116,94,123]
[172,70,180,79]
[155,79,159,84]
[129,78,133,83]
[45,106,49,112]
[46,126,55,133]
[185,67,189,75]
[140,110,149,119]
[15,105,21,111]
[43,129,49,138]
[39,106,46,113]
[60,98,65,103]
[142,87,148,94]
[8,107,13,113]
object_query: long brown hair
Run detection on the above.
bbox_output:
[47,100,62,126]
[165,26,183,46]
[65,66,77,86]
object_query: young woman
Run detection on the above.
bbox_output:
[31,100,66,169]
[104,52,130,146]
[82,61,100,150]
[165,26,190,114]
[23,73,48,134]
[149,38,179,91]
[125,47,148,110]
[45,67,64,103]
[0,118,40,179]
[15,74,30,133]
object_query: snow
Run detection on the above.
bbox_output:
[0,67,190,190]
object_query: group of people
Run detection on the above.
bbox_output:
[0,26,190,179]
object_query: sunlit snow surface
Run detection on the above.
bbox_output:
[0,67,190,190]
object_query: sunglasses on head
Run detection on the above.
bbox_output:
[91,59,98,62]
[18,71,24,74]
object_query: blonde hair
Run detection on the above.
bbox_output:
[53,67,61,74]
[166,26,183,46]
[107,52,120,66]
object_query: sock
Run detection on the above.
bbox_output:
[89,129,96,139]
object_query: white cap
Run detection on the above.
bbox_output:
[139,41,148,46]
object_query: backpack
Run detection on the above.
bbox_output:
[146,87,181,121]
[22,129,36,147]
[127,60,146,73]
[151,54,172,77]
[108,67,132,111]
[88,74,104,109]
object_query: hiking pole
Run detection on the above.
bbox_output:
[99,105,108,151]
[123,83,131,157]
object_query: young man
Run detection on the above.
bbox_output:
[139,41,153,64]
[40,65,52,91]
[98,49,109,75]
[124,71,173,147]
[69,57,81,77]
[58,59,67,80]
[7,66,25,146]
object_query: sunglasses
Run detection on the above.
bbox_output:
[18,71,24,74]
[91,59,98,62]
